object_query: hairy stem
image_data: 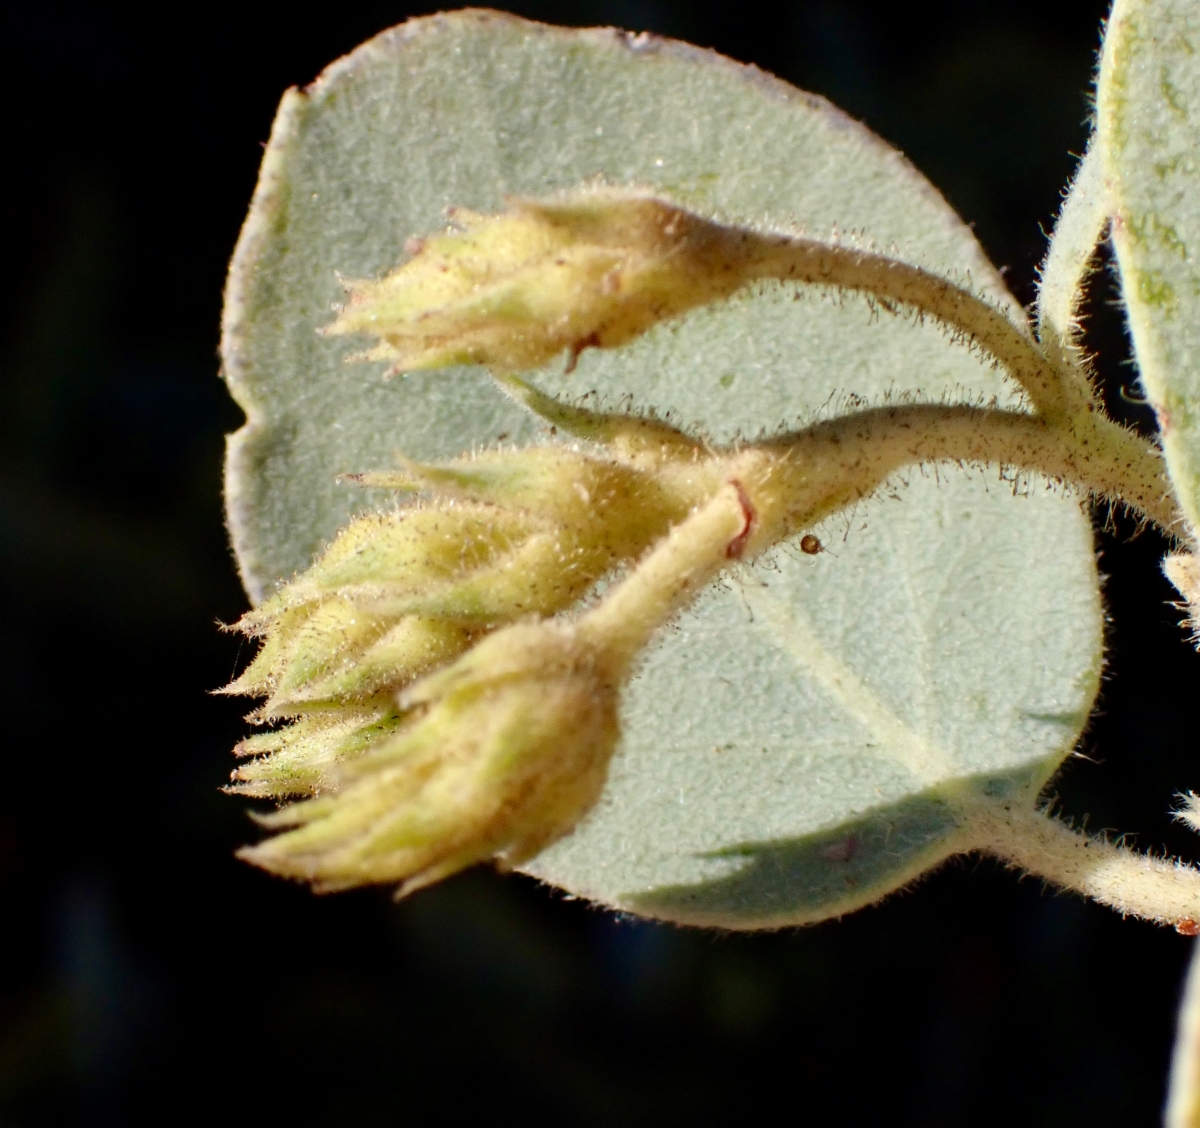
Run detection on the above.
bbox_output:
[570,399,1178,680]
[742,235,1096,420]
[762,402,1180,537]
[964,800,1200,929]
[578,483,748,671]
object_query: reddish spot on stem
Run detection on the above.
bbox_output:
[564,332,602,374]
[726,479,756,559]
[1177,917,1200,936]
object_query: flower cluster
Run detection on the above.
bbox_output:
[225,186,776,894]
[237,619,622,895]
[224,435,709,786]
[323,188,766,375]
[223,400,734,891]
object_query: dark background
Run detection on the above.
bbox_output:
[1,1,1196,1124]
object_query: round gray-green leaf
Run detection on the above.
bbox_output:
[222,10,1102,927]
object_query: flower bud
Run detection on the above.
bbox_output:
[236,620,621,895]
[219,500,533,722]
[222,436,724,796]
[228,708,406,800]
[323,188,766,374]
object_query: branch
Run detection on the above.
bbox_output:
[330,189,1098,422]
[504,368,1182,539]
[578,483,749,670]
[965,800,1200,930]
[743,237,1092,420]
[761,402,1180,536]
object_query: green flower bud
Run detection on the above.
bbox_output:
[239,502,538,631]
[323,189,767,375]
[228,708,406,800]
[227,444,714,691]
[237,620,621,895]
[223,432,728,798]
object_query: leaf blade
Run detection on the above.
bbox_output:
[1099,0,1200,531]
[222,11,1102,925]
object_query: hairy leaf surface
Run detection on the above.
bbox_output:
[1100,0,1200,530]
[222,10,1102,925]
